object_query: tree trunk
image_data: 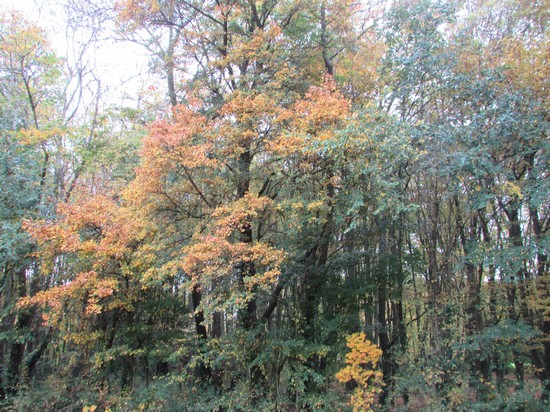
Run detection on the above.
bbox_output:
[6,267,28,395]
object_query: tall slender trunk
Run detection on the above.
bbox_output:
[6,267,28,394]
[191,284,207,340]
[166,26,178,108]
[303,181,334,342]
[376,217,392,406]
[480,211,506,386]
[530,207,550,399]
[502,204,527,385]
[191,284,211,382]
[320,2,334,76]
[235,149,258,330]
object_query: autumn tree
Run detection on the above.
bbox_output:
[0,11,67,396]
[3,0,549,410]
[336,332,384,412]
[0,6,139,402]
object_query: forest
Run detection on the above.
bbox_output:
[0,0,548,410]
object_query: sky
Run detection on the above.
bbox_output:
[0,0,153,109]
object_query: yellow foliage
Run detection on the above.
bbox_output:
[336,333,384,412]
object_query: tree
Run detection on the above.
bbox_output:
[0,7,134,400]
[336,332,384,412]
[3,0,549,410]
[0,10,65,395]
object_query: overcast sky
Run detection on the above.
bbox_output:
[0,0,155,109]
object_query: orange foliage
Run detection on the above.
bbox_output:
[182,193,285,301]
[125,105,215,212]
[22,188,149,324]
[114,0,160,27]
[19,271,118,324]
[271,77,350,155]
[142,106,212,169]
[499,38,550,106]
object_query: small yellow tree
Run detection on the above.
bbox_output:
[336,333,384,412]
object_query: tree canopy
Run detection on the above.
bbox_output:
[0,0,548,410]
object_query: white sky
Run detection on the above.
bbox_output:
[0,0,153,109]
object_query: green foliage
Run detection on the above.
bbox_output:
[1,0,549,410]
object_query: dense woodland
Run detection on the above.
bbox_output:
[0,0,548,410]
